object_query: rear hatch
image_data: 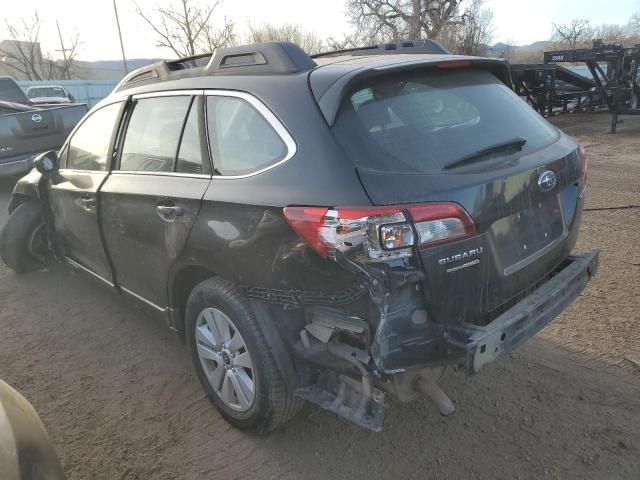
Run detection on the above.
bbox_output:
[0,104,87,162]
[330,66,587,326]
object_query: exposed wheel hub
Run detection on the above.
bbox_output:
[221,350,231,366]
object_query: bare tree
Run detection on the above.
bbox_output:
[437,0,493,55]
[136,0,235,57]
[495,38,516,60]
[0,13,78,80]
[551,19,592,49]
[345,0,463,43]
[457,0,493,55]
[628,12,640,35]
[626,12,640,44]
[325,32,371,51]
[57,32,81,80]
[244,23,325,55]
[202,17,237,52]
[0,14,44,80]
[591,23,628,44]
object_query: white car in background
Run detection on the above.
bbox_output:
[26,85,75,105]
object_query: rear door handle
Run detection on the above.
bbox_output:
[156,204,185,221]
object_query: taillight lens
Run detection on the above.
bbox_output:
[282,206,329,257]
[577,144,588,184]
[284,203,476,260]
[407,203,476,248]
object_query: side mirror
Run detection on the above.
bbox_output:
[33,150,59,177]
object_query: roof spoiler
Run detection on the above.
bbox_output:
[114,42,318,92]
[311,57,511,126]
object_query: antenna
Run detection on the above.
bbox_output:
[113,0,129,74]
[55,20,71,79]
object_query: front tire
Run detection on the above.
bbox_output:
[0,200,45,273]
[185,277,303,433]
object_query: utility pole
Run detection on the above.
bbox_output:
[56,20,71,79]
[113,0,129,74]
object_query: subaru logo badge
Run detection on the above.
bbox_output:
[31,113,43,123]
[537,170,557,192]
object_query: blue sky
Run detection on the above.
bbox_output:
[1,0,639,60]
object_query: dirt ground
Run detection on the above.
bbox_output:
[0,111,639,480]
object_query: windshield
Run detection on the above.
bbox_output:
[333,69,559,174]
[28,87,67,98]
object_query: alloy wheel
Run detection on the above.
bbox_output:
[195,307,255,412]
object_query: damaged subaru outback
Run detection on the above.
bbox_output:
[0,41,598,433]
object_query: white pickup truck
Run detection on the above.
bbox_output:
[26,85,75,105]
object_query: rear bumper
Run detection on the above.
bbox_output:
[448,250,599,373]
[0,154,36,177]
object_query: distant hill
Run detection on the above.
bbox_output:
[486,41,549,63]
[525,40,549,49]
[71,58,161,80]
[492,42,511,52]
[87,58,162,70]
[490,40,549,51]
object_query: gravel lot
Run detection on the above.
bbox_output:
[0,112,638,479]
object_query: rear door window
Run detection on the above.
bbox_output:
[175,100,206,174]
[120,96,191,172]
[206,95,287,176]
[333,69,559,174]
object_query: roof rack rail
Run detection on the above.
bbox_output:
[115,42,317,92]
[206,42,317,74]
[311,39,449,59]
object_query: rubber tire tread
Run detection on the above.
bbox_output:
[185,276,304,433]
[0,200,43,273]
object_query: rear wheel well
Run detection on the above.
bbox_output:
[170,265,217,338]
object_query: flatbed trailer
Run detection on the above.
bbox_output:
[510,63,599,116]
[512,41,640,133]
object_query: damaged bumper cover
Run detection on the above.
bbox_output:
[448,250,599,373]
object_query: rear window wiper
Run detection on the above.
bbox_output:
[443,137,527,170]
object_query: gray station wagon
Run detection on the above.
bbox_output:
[1,41,598,432]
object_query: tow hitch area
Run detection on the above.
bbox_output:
[296,372,387,432]
[290,251,598,431]
[295,366,455,431]
[461,251,599,373]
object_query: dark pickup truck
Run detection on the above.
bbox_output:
[0,77,87,177]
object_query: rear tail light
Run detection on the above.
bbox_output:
[577,144,588,184]
[281,206,329,257]
[406,204,475,249]
[283,203,476,261]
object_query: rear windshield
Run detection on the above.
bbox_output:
[28,87,67,98]
[333,69,559,173]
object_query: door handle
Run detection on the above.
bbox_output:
[156,205,185,221]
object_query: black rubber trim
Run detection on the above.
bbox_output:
[446,250,599,373]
